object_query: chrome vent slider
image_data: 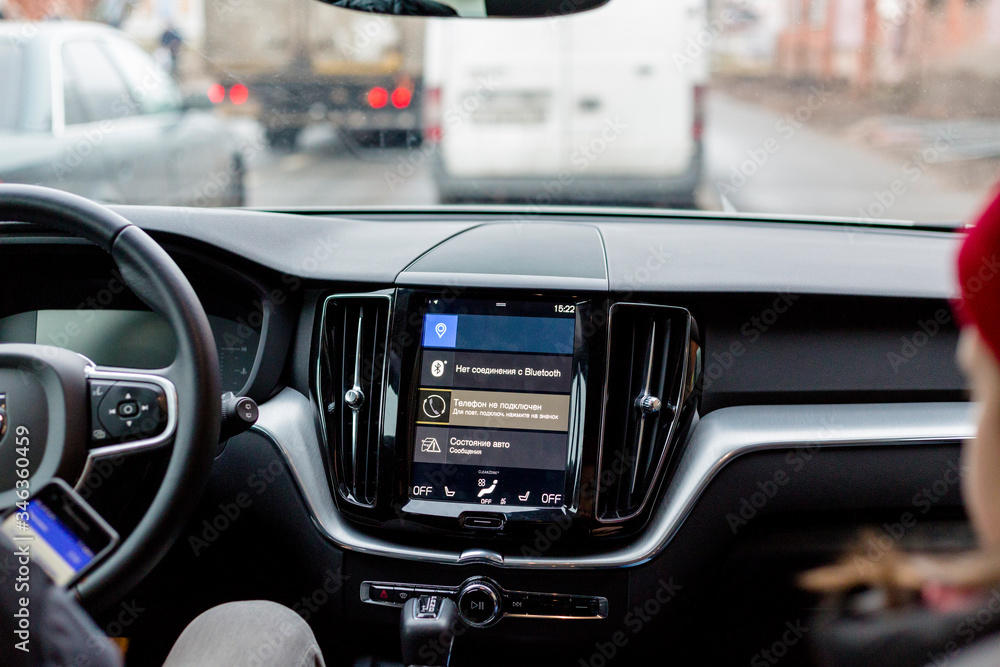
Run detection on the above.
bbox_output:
[635,394,662,416]
[344,386,365,411]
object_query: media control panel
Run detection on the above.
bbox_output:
[360,577,608,627]
[88,379,167,445]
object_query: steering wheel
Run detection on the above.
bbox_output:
[0,184,221,611]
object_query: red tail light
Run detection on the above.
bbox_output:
[692,84,706,141]
[424,87,442,143]
[207,84,225,104]
[368,87,389,109]
[229,84,249,105]
[391,87,412,109]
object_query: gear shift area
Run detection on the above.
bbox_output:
[400,594,459,667]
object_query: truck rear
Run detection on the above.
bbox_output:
[204,0,424,147]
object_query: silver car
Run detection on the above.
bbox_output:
[0,21,244,206]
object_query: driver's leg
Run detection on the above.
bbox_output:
[162,600,325,667]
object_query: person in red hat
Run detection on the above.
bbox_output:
[801,187,1000,666]
[955,186,1000,555]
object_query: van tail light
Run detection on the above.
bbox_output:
[692,84,706,142]
[424,87,442,143]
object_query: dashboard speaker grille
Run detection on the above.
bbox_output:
[317,294,391,509]
[596,303,697,522]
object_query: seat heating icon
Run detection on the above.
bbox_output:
[477,479,498,498]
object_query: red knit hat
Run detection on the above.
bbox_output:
[956,184,1000,361]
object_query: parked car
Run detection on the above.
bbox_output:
[0,21,245,206]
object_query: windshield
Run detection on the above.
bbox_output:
[0,41,22,132]
[0,0,996,222]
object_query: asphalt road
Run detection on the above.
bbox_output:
[702,92,983,223]
[241,92,985,222]
[242,123,437,208]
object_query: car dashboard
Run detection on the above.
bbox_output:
[0,206,974,665]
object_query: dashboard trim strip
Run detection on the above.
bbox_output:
[396,271,609,291]
[253,389,975,569]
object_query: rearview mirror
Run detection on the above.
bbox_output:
[318,0,609,18]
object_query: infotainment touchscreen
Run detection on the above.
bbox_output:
[410,298,577,508]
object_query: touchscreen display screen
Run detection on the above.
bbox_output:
[410,298,577,508]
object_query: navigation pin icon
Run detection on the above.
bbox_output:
[435,322,447,338]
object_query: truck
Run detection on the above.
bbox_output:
[204,0,424,148]
[423,0,708,208]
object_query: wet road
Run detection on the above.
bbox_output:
[241,92,985,222]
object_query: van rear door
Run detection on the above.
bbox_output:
[430,20,568,179]
[566,0,702,177]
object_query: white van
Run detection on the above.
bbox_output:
[423,0,708,208]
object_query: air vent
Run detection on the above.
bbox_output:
[316,294,391,510]
[596,303,698,522]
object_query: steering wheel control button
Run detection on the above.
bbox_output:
[458,581,501,627]
[236,398,258,423]
[117,401,139,418]
[220,393,259,441]
[88,380,117,442]
[94,381,167,443]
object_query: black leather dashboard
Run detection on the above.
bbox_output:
[0,206,974,665]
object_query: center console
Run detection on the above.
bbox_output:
[315,287,700,550]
